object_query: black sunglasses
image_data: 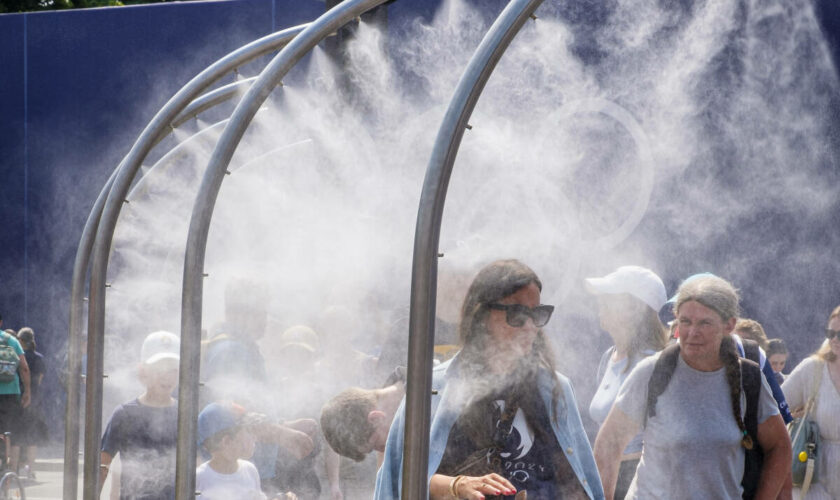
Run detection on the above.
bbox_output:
[487,303,555,327]
[826,329,840,340]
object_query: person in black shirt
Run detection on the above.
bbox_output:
[15,327,47,479]
[100,331,180,500]
[425,259,596,500]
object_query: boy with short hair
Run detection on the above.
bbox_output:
[100,331,180,500]
[196,402,297,500]
[319,378,404,466]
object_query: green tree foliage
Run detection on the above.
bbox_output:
[0,0,170,13]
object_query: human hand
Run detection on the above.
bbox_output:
[453,473,516,499]
[20,391,30,409]
[330,483,343,500]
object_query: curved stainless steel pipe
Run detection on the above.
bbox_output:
[172,77,257,129]
[177,1,388,499]
[175,0,386,500]
[128,118,232,201]
[63,169,116,500]
[403,1,543,498]
[80,25,306,500]
[149,77,258,148]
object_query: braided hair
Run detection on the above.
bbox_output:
[719,334,753,449]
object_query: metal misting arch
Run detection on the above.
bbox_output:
[66,0,546,499]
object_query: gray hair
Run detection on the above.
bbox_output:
[673,275,740,321]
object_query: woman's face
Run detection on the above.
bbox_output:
[827,316,840,358]
[597,293,641,334]
[676,300,735,370]
[486,282,541,363]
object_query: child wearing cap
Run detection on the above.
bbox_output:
[197,402,297,500]
[100,331,180,500]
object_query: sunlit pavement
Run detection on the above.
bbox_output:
[17,445,378,500]
[18,452,78,500]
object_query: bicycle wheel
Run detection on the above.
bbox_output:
[0,471,25,500]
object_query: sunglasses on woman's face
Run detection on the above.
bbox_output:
[487,303,555,328]
[826,328,840,340]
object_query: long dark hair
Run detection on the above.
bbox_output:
[457,259,563,422]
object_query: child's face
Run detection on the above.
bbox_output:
[141,359,179,396]
[768,353,787,373]
[231,428,256,460]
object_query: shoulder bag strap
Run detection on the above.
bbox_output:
[801,360,825,417]
[800,363,823,496]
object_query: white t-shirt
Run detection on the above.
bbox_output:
[589,347,655,454]
[615,352,779,500]
[196,459,266,500]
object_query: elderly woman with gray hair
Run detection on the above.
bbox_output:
[593,274,791,500]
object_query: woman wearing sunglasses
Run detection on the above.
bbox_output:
[375,259,604,500]
[584,266,668,500]
[781,305,840,500]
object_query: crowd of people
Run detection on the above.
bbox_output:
[0,315,47,481]
[2,259,838,500]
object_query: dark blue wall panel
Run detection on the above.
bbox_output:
[0,15,27,329]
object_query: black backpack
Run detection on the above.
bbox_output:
[645,342,763,500]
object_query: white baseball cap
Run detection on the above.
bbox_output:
[140,330,180,365]
[584,266,667,312]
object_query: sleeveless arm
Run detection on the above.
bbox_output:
[594,406,639,500]
[781,358,819,411]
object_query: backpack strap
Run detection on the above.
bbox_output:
[740,357,763,500]
[740,357,761,442]
[644,343,680,427]
[740,339,760,366]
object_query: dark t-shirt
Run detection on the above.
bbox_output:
[437,383,587,500]
[204,336,266,383]
[23,349,45,401]
[101,399,178,500]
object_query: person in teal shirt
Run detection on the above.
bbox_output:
[0,316,32,474]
